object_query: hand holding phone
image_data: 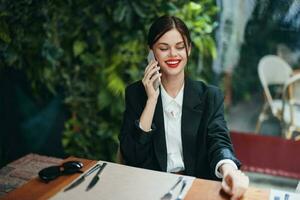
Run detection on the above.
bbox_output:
[147,50,160,90]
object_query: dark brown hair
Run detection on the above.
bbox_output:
[147,15,191,57]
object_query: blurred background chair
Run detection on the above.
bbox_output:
[296,181,300,193]
[281,74,300,140]
[256,55,293,133]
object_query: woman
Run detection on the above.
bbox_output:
[119,15,249,199]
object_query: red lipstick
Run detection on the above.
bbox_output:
[165,59,181,68]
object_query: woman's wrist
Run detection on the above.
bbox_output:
[220,163,236,176]
[147,97,158,105]
[139,97,158,133]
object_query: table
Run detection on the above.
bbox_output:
[1,157,270,200]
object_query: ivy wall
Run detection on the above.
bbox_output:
[0,0,217,166]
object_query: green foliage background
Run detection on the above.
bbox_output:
[0,0,217,161]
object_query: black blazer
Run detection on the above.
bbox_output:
[119,77,240,180]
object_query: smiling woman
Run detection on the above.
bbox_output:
[119,15,249,200]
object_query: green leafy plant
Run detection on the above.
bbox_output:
[0,0,217,161]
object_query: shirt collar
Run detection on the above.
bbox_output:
[160,83,184,107]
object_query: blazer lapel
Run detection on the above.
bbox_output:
[181,78,206,175]
[153,92,167,171]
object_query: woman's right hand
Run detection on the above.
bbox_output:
[142,59,161,101]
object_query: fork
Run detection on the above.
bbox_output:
[175,180,187,200]
[160,176,183,200]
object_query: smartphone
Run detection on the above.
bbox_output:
[147,50,160,90]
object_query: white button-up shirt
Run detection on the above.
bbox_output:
[161,84,185,173]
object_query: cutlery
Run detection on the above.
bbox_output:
[160,176,183,200]
[64,164,101,192]
[175,180,187,200]
[86,162,107,191]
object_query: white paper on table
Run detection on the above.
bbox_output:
[50,161,195,200]
[269,189,300,200]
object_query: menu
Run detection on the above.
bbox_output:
[269,189,300,200]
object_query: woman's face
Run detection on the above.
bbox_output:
[152,28,191,78]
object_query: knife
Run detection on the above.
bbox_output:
[86,162,107,191]
[64,164,101,192]
[175,180,187,200]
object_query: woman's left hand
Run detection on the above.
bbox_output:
[220,164,249,200]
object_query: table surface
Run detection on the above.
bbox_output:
[1,157,270,200]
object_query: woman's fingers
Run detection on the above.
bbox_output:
[231,188,246,200]
[149,72,161,84]
[145,62,158,79]
[143,65,160,85]
[230,184,247,200]
[143,72,161,90]
[221,175,233,195]
[222,170,249,200]
[142,59,161,99]
[144,60,157,76]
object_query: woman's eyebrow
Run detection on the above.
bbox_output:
[158,41,184,46]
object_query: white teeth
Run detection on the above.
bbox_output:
[166,61,179,64]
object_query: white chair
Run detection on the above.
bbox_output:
[281,74,300,140]
[296,180,300,193]
[256,55,293,133]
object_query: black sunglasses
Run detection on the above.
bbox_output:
[38,161,84,182]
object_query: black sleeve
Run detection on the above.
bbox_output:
[119,85,157,169]
[206,87,241,177]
